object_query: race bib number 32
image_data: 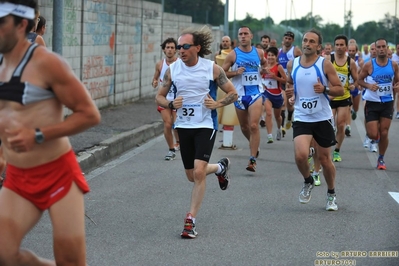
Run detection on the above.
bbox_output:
[177,104,202,123]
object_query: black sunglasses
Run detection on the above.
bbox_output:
[177,44,195,50]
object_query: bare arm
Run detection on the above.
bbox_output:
[323,59,344,96]
[357,62,373,89]
[277,65,287,84]
[151,61,162,88]
[39,50,101,141]
[294,46,302,57]
[349,58,358,89]
[155,68,173,108]
[222,51,239,79]
[35,35,46,47]
[211,65,238,108]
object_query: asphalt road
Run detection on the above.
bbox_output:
[23,107,399,266]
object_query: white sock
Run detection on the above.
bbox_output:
[267,133,273,138]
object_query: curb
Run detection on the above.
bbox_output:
[77,121,164,173]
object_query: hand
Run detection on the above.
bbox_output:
[288,96,295,105]
[313,77,324,94]
[172,96,183,109]
[369,83,379,92]
[204,94,218,110]
[5,127,36,153]
[349,84,356,91]
[285,83,294,99]
[236,67,245,75]
[152,80,158,89]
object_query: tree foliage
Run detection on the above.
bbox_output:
[147,0,398,47]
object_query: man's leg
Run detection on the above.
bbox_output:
[49,182,87,266]
[333,105,350,161]
[160,109,176,160]
[293,134,313,178]
[316,145,336,191]
[0,188,54,266]
[247,97,263,158]
[235,108,250,141]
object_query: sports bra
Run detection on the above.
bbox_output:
[0,43,55,105]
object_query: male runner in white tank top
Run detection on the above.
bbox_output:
[285,29,343,211]
[152,37,179,160]
[156,26,237,239]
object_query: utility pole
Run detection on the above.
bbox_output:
[224,0,229,36]
[233,0,237,37]
[395,0,398,44]
[348,0,352,39]
[310,0,313,28]
[53,0,63,55]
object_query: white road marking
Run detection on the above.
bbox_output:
[389,192,399,204]
[85,135,164,181]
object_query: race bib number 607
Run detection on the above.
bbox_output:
[299,96,322,114]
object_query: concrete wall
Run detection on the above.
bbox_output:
[38,0,223,111]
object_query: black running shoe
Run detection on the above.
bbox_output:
[215,157,230,190]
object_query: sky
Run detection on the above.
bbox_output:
[224,0,397,28]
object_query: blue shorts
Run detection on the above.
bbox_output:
[234,93,263,110]
[350,88,361,97]
[263,91,284,109]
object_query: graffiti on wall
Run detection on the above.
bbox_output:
[83,55,114,99]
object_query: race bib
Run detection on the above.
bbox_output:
[376,82,393,96]
[177,104,202,123]
[299,96,322,114]
[242,72,260,86]
[337,73,348,86]
[262,78,278,89]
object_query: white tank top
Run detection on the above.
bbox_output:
[159,59,175,101]
[170,57,218,129]
[292,56,333,122]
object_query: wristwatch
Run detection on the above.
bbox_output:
[168,101,175,109]
[35,128,45,144]
[324,86,330,94]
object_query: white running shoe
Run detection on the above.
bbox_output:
[326,193,338,211]
[363,136,370,148]
[369,142,378,153]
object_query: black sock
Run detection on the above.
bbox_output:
[334,148,340,153]
[304,175,314,184]
[328,189,335,194]
[169,148,175,152]
[287,110,294,121]
[281,110,286,127]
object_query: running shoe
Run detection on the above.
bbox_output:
[369,142,378,153]
[276,128,282,141]
[326,193,338,211]
[259,119,266,128]
[282,127,286,138]
[285,120,292,130]
[376,159,386,170]
[299,182,314,203]
[267,135,274,144]
[333,151,342,162]
[165,150,176,161]
[363,136,370,148]
[396,112,399,119]
[313,174,321,186]
[246,158,256,172]
[215,157,230,190]
[351,110,357,120]
[180,213,198,239]
[345,126,351,137]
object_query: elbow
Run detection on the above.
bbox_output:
[89,111,101,127]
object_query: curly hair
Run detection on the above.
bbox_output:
[181,26,213,58]
[160,37,177,50]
